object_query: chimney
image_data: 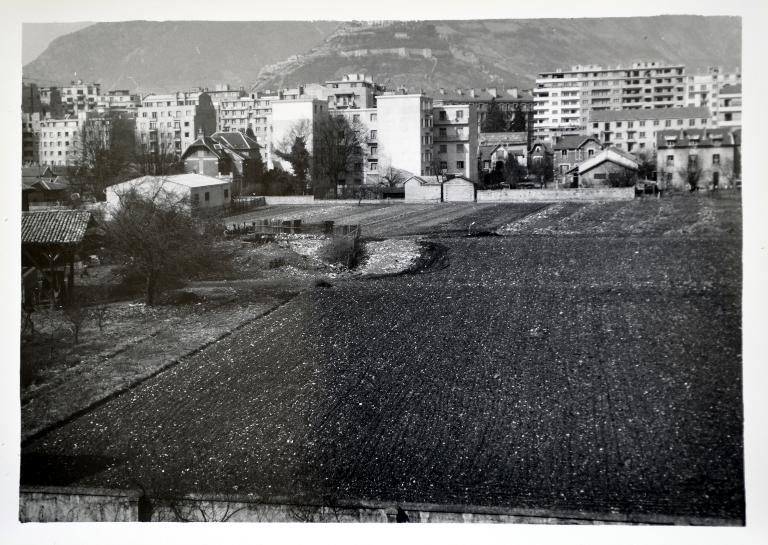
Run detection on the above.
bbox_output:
[487,87,498,98]
[469,89,476,98]
[197,128,204,138]
[506,87,519,99]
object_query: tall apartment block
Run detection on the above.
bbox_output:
[684,66,741,126]
[375,93,434,177]
[135,91,217,156]
[432,103,478,181]
[270,98,329,172]
[60,80,102,115]
[39,113,88,167]
[533,62,687,141]
[22,112,43,164]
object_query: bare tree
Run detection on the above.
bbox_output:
[311,115,368,199]
[377,158,409,188]
[678,158,704,192]
[62,288,88,346]
[103,181,220,305]
[130,139,185,178]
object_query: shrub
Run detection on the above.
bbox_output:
[320,235,365,269]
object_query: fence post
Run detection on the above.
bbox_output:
[323,221,335,235]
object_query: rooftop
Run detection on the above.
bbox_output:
[22,210,92,246]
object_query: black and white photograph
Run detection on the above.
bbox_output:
[3,1,767,543]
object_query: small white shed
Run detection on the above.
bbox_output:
[442,176,476,202]
[404,176,442,202]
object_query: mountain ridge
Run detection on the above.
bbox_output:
[23,17,741,94]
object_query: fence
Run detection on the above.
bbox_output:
[225,218,360,238]
[476,187,635,202]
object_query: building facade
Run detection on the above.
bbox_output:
[375,93,434,177]
[135,92,217,157]
[60,80,102,115]
[432,103,478,181]
[22,112,43,165]
[716,84,742,128]
[325,74,382,110]
[587,106,711,153]
[552,135,604,180]
[656,128,737,190]
[684,66,741,126]
[534,61,687,141]
[270,98,329,172]
[39,113,87,167]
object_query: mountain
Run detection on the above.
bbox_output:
[22,21,340,93]
[23,17,741,94]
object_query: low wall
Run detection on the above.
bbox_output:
[477,187,635,202]
[261,196,404,205]
[19,486,738,524]
[262,196,315,205]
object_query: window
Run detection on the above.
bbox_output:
[456,144,465,153]
[439,128,447,137]
[593,123,599,129]
[369,130,377,139]
[368,160,378,171]
[456,160,465,169]
[440,161,447,170]
[353,114,360,122]
[439,111,447,121]
[712,153,720,165]
[224,189,229,199]
[666,155,674,165]
[677,119,684,126]
[456,110,464,120]
[664,120,671,127]
[193,193,200,204]
[594,173,607,180]
[370,113,377,122]
[588,149,595,157]
[439,144,447,153]
[688,119,695,126]
[369,145,377,155]
[639,121,646,127]
[204,192,210,202]
[627,121,634,128]
[561,150,568,157]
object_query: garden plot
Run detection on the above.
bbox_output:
[357,239,422,276]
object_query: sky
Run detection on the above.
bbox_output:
[22,22,92,65]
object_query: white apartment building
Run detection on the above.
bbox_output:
[432,103,478,181]
[534,62,687,141]
[39,113,87,167]
[97,90,142,115]
[375,93,434,177]
[270,98,328,172]
[325,73,382,110]
[684,66,741,126]
[135,91,217,156]
[331,108,378,185]
[587,106,711,153]
[61,80,102,115]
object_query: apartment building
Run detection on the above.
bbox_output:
[60,80,102,115]
[587,106,711,153]
[656,128,737,190]
[716,84,742,128]
[432,103,478,181]
[375,93,434,177]
[135,91,216,156]
[430,87,534,145]
[331,108,378,185]
[38,86,64,118]
[270,98,329,172]
[39,113,87,167]
[534,61,687,141]
[684,66,741,126]
[22,112,43,164]
[97,90,141,115]
[325,73,382,110]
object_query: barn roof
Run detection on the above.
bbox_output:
[22,210,92,245]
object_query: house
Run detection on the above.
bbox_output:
[181,131,263,194]
[105,174,232,216]
[655,128,737,190]
[478,132,528,173]
[22,209,94,306]
[404,175,443,202]
[22,166,72,209]
[527,140,554,184]
[552,135,604,181]
[568,146,639,188]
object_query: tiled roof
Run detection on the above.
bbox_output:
[589,106,711,123]
[404,175,443,186]
[211,131,261,151]
[22,210,92,245]
[479,144,501,158]
[479,132,528,146]
[553,135,601,150]
[181,136,228,161]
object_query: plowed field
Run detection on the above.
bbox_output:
[22,193,744,522]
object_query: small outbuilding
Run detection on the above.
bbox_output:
[105,174,232,216]
[404,175,443,202]
[442,175,476,202]
[571,146,639,188]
